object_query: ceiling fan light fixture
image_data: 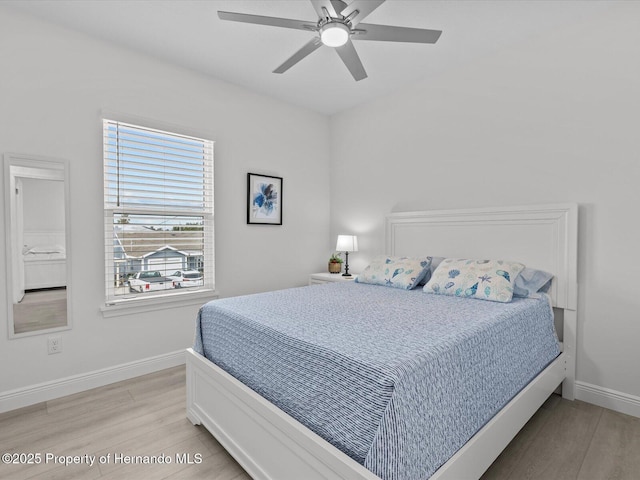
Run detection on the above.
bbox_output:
[320,22,350,47]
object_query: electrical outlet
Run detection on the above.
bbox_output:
[48,336,62,355]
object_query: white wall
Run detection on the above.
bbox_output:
[22,177,65,233]
[0,9,330,396]
[330,3,640,404]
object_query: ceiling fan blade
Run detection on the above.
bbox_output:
[273,37,323,74]
[353,23,442,43]
[310,0,338,19]
[218,11,316,31]
[335,40,367,81]
[340,0,385,26]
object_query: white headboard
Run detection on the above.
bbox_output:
[385,204,578,310]
[385,203,579,399]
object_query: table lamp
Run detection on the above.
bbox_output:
[336,235,358,277]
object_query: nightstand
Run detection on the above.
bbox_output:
[309,272,357,285]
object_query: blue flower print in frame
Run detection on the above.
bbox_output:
[254,183,276,214]
[247,173,283,225]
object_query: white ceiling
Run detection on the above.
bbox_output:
[3,0,614,115]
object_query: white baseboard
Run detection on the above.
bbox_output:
[575,381,640,419]
[0,350,185,414]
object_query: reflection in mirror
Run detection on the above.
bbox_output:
[4,154,70,338]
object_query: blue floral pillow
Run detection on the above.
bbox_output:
[356,256,432,290]
[423,258,525,303]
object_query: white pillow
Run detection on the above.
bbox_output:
[423,258,525,303]
[24,245,65,254]
[356,256,432,290]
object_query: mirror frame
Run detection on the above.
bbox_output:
[3,153,72,339]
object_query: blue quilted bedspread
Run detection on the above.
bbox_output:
[194,282,559,480]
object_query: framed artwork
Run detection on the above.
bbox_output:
[247,173,283,225]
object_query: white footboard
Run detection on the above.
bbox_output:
[186,348,379,480]
[186,348,565,480]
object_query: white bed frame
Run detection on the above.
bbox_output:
[186,203,578,480]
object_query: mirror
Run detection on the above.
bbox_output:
[4,154,71,338]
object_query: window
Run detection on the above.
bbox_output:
[103,120,214,304]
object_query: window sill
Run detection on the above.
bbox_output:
[101,288,219,318]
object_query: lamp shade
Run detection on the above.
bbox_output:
[336,235,358,252]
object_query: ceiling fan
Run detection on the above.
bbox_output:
[218,0,442,81]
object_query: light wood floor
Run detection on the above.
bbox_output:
[13,288,67,334]
[1,366,638,480]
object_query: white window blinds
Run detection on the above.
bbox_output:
[103,120,214,303]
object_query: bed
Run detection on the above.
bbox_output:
[186,203,578,480]
[22,231,66,290]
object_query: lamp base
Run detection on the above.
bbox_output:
[342,252,351,277]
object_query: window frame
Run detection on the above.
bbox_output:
[101,118,216,314]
